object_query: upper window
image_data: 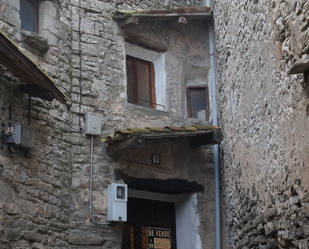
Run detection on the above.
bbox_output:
[125,43,166,111]
[20,0,39,32]
[187,87,209,121]
[126,56,156,109]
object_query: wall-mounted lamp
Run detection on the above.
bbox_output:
[1,104,17,152]
[0,121,16,150]
[5,134,15,145]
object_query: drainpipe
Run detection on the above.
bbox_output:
[206,0,221,249]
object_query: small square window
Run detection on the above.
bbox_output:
[187,87,209,121]
[20,0,39,33]
[126,55,156,109]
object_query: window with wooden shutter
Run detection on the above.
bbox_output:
[187,87,209,121]
[126,56,156,109]
[20,0,39,33]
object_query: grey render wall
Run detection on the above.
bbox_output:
[214,0,309,248]
[0,0,217,248]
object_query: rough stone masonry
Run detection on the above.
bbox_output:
[214,0,309,248]
[0,0,222,248]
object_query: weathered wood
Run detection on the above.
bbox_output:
[19,84,54,102]
[168,16,187,29]
[134,13,212,21]
[117,16,139,29]
[112,7,212,20]
[190,129,223,148]
[106,136,145,156]
[123,33,168,53]
[0,30,69,103]
[150,61,156,109]
[115,170,205,194]
[133,129,218,139]
[131,57,138,105]
[213,129,224,144]
[106,128,223,155]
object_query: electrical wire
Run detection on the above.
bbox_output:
[25,94,31,157]
[89,135,110,225]
[78,1,102,224]
[77,0,89,140]
[78,0,83,136]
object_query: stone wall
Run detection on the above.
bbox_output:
[214,0,309,248]
[0,0,217,248]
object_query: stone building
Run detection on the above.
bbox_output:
[215,0,309,248]
[3,0,309,248]
[0,0,222,249]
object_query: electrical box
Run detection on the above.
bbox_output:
[85,112,102,135]
[12,124,36,148]
[107,183,128,222]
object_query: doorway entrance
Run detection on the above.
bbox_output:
[122,197,177,249]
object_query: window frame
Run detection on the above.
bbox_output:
[186,86,210,121]
[20,0,40,33]
[126,55,156,109]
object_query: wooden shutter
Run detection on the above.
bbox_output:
[126,56,156,109]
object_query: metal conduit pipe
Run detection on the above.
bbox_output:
[206,0,221,248]
[79,0,108,225]
[89,135,110,225]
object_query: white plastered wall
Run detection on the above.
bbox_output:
[125,43,167,111]
[128,189,203,249]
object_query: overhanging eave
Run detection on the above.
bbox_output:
[112,7,212,29]
[103,125,223,156]
[0,30,70,104]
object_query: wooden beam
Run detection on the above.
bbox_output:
[19,84,54,102]
[168,16,187,29]
[124,33,168,53]
[0,30,69,104]
[106,136,145,156]
[117,16,139,29]
[190,130,223,148]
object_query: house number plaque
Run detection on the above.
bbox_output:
[147,228,171,249]
[151,154,160,164]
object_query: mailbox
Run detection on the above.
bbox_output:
[107,183,128,222]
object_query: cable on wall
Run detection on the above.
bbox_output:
[89,135,110,225]
[25,94,31,157]
[78,0,83,135]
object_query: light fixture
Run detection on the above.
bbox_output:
[1,104,16,151]
[1,98,35,156]
[0,104,20,154]
[4,133,15,146]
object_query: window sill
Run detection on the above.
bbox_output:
[20,30,49,54]
[121,100,169,117]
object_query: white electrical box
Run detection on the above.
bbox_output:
[12,124,35,148]
[85,112,102,135]
[107,183,128,222]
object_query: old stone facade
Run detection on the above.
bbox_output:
[0,0,219,249]
[214,0,309,248]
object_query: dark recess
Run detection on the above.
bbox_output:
[115,170,204,194]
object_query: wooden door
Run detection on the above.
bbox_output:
[122,198,177,249]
